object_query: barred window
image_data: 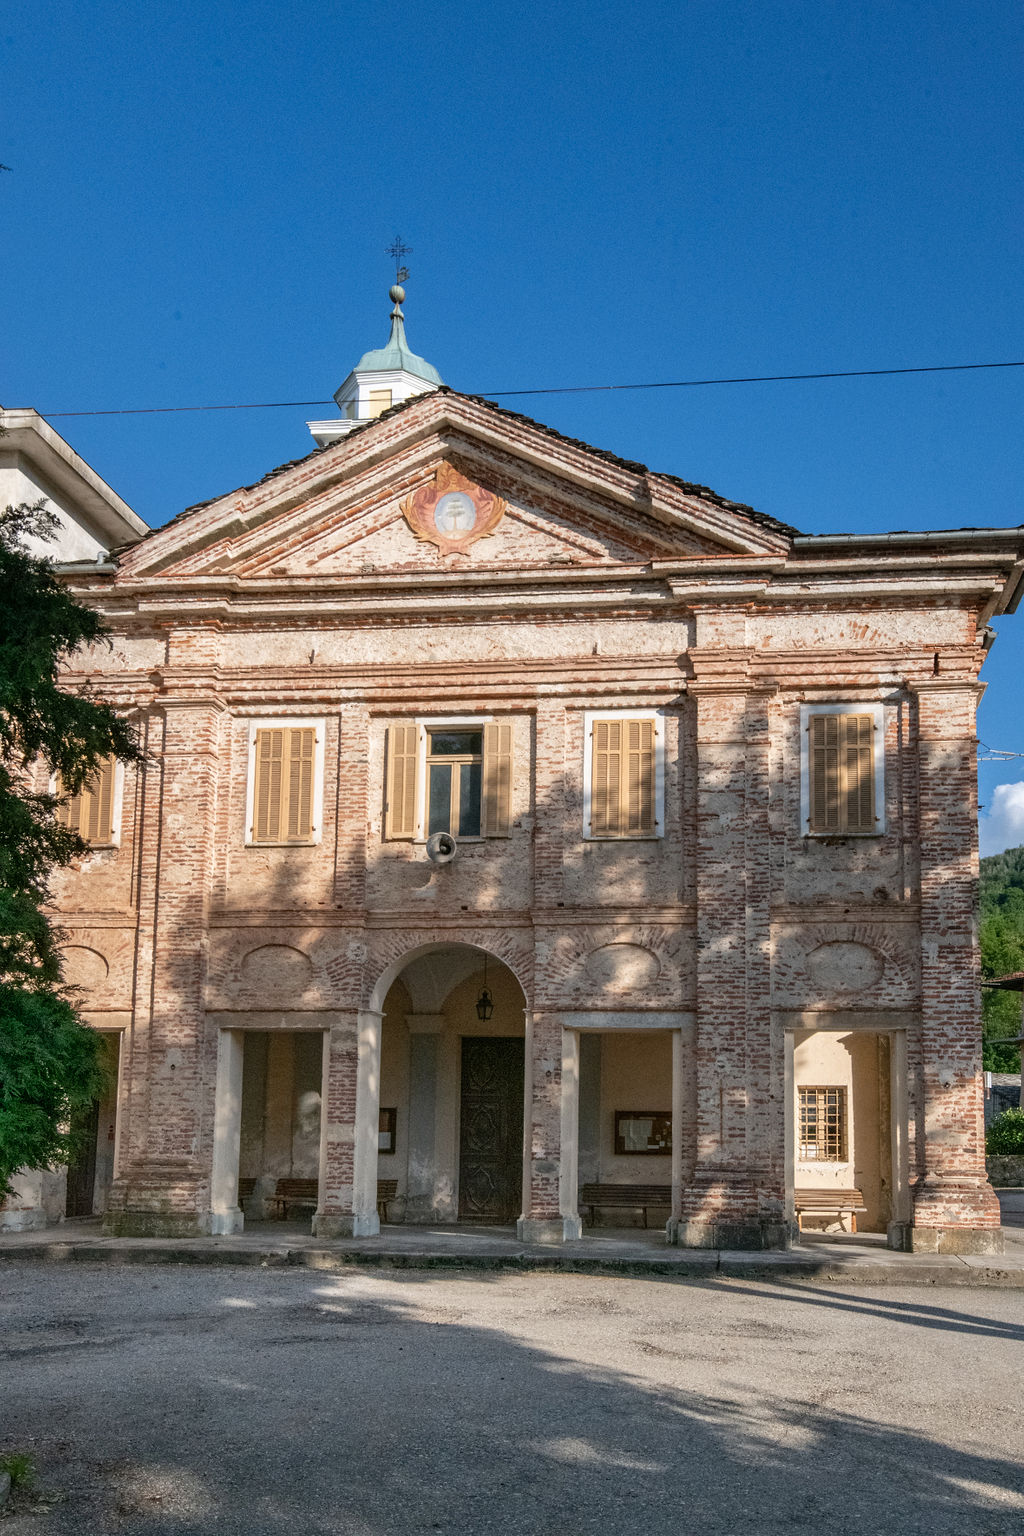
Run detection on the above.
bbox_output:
[798,1086,848,1161]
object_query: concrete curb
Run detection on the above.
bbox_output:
[1,1237,1023,1286]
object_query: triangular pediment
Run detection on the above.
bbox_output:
[118,391,794,583]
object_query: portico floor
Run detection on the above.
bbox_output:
[1,1210,1022,1284]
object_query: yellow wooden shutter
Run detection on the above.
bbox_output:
[386,724,419,839]
[254,729,284,842]
[842,713,875,832]
[87,756,116,843]
[368,388,392,418]
[624,718,655,834]
[809,714,841,832]
[56,777,81,833]
[809,713,875,833]
[57,757,116,842]
[287,728,316,841]
[482,721,513,836]
[591,720,622,836]
[253,729,317,843]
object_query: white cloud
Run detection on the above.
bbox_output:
[980,781,1024,858]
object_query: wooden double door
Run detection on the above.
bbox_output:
[458,1037,524,1224]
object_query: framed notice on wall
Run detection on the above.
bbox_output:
[378,1107,397,1155]
[614,1110,672,1156]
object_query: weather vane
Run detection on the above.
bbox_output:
[386,235,412,285]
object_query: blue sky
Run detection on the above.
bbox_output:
[3,1,1022,847]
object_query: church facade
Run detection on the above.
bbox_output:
[4,296,1021,1252]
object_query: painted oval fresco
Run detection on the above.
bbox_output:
[239,944,313,997]
[806,941,884,994]
[583,942,660,994]
[61,945,110,989]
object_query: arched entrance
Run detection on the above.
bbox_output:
[374,943,528,1226]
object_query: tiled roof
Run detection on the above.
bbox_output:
[130,387,801,545]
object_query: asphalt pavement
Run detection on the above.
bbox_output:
[1,1263,1022,1534]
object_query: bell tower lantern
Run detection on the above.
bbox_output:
[307,270,443,448]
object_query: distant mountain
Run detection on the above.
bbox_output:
[980,846,1024,1070]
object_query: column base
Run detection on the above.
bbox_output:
[912,1174,1003,1231]
[0,1208,50,1233]
[103,1210,213,1238]
[889,1222,1005,1256]
[313,1211,380,1239]
[517,1216,582,1245]
[672,1217,793,1251]
[210,1208,244,1237]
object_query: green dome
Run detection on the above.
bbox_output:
[355,311,443,386]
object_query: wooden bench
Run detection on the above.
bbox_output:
[268,1178,319,1219]
[264,1177,401,1222]
[237,1177,256,1211]
[794,1187,866,1233]
[377,1179,398,1221]
[579,1183,672,1229]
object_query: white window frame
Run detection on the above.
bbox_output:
[799,702,885,838]
[50,758,127,849]
[414,715,494,842]
[244,717,326,847]
[582,708,666,841]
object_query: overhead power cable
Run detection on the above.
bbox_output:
[978,743,1024,762]
[32,357,1024,420]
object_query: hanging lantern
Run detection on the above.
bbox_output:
[475,952,495,1020]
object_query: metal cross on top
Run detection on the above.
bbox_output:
[386,236,412,284]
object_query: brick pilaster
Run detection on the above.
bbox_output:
[313,1012,361,1235]
[908,681,1002,1252]
[106,681,226,1235]
[677,674,788,1249]
[517,1008,565,1240]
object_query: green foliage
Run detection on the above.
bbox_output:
[985,1107,1024,1157]
[980,846,1024,1072]
[0,986,107,1193]
[0,1452,37,1490]
[0,502,141,1194]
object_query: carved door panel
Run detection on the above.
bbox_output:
[458,1037,524,1223]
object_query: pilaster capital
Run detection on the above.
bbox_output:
[405,1013,446,1035]
[909,679,985,699]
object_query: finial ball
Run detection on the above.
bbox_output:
[389,283,406,304]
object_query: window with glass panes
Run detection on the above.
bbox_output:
[384,720,513,840]
[426,728,483,837]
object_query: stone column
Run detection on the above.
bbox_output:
[558,1028,583,1240]
[783,1030,796,1229]
[404,1014,450,1222]
[105,668,226,1236]
[670,1028,686,1232]
[577,1034,602,1185]
[263,1033,297,1176]
[888,1029,913,1239]
[314,1010,381,1238]
[677,678,788,1249]
[209,1029,244,1236]
[909,681,1002,1253]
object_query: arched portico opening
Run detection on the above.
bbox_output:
[374,943,528,1226]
